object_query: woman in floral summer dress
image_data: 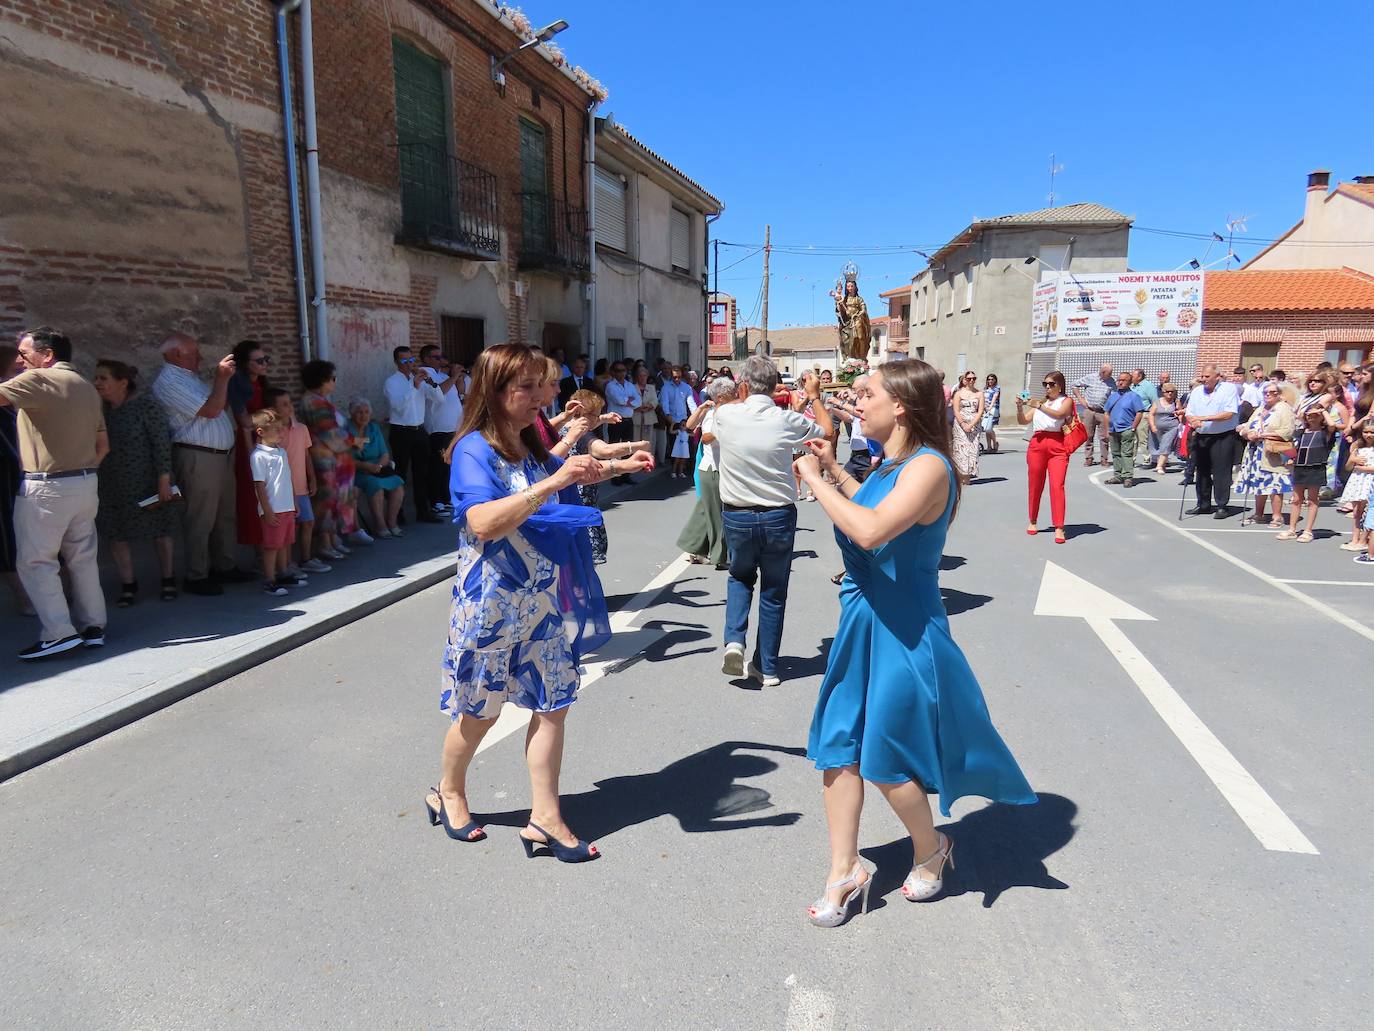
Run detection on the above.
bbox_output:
[424,344,652,862]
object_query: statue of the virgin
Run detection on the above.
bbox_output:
[828,262,871,361]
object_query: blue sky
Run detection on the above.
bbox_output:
[543,0,1373,327]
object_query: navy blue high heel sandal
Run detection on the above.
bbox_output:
[425,787,486,842]
[519,822,600,863]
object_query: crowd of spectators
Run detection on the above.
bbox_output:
[1070,359,1374,554]
[0,329,747,660]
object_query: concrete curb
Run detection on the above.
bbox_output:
[0,559,455,784]
[0,476,652,783]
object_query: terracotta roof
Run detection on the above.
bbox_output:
[929,202,1132,265]
[976,202,1132,227]
[879,284,912,298]
[1204,267,1374,312]
[1338,182,1374,206]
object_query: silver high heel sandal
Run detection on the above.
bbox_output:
[901,832,954,902]
[807,860,873,928]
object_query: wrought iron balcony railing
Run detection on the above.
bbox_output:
[394,141,500,261]
[518,192,590,274]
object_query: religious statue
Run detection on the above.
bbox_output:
[829,262,871,361]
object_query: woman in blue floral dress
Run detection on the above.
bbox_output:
[424,344,653,862]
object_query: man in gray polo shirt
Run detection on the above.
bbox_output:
[713,357,832,686]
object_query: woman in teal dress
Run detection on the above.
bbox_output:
[794,359,1036,927]
[347,397,405,538]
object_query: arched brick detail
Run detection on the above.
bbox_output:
[382,0,459,64]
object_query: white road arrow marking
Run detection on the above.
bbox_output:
[1034,561,1318,855]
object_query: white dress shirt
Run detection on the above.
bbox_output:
[604,377,641,420]
[696,409,720,472]
[1185,381,1240,434]
[384,369,434,427]
[151,363,235,450]
[714,392,823,507]
[1241,380,1266,408]
[422,366,462,434]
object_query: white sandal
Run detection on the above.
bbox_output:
[807,860,873,927]
[901,832,954,902]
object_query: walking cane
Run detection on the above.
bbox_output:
[1178,424,1190,522]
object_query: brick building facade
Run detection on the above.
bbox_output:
[1198,269,1374,376]
[0,0,603,411]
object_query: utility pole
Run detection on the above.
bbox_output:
[759,224,771,357]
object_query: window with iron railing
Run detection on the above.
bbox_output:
[392,39,499,260]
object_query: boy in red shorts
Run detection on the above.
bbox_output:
[249,410,298,596]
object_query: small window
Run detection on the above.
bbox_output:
[946,278,955,316]
[670,209,691,272]
[1326,344,1369,367]
[594,168,628,252]
[1239,343,1280,374]
[606,337,625,363]
[679,338,691,367]
[963,265,974,310]
[643,338,662,367]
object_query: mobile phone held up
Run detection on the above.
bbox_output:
[1019,391,1031,401]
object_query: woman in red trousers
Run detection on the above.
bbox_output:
[1016,371,1073,544]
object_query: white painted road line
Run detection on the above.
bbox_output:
[1035,562,1319,855]
[1279,578,1374,587]
[1090,470,1374,644]
[475,553,693,755]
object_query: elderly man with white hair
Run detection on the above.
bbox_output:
[713,356,833,687]
[152,332,250,595]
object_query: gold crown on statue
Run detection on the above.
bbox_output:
[842,261,860,285]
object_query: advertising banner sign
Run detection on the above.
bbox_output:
[1032,271,1204,341]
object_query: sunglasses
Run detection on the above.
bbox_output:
[1042,381,1057,387]
[250,355,271,365]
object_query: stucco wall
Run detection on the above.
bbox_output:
[1245,190,1374,275]
[913,225,1130,398]
[593,143,709,369]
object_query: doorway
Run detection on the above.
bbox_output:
[441,315,484,369]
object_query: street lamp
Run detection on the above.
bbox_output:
[491,19,569,87]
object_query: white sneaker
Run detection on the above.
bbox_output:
[721,642,745,678]
[302,558,333,573]
[333,541,352,555]
[348,530,374,545]
[748,662,781,688]
[374,528,393,540]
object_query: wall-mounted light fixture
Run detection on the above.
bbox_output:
[491,20,569,88]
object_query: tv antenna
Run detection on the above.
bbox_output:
[1225,214,1251,256]
[1047,154,1065,206]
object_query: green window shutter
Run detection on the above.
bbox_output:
[393,39,450,235]
[520,119,548,254]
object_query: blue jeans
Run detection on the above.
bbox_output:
[721,505,797,676]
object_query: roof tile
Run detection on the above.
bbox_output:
[976,202,1133,227]
[1203,267,1374,312]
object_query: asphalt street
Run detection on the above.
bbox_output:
[3,441,1372,1030]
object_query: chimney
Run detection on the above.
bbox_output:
[1305,168,1330,225]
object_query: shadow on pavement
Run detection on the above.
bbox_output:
[942,588,993,616]
[861,792,1076,910]
[939,554,967,571]
[1063,523,1107,540]
[636,618,712,663]
[968,476,1008,486]
[478,740,808,841]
